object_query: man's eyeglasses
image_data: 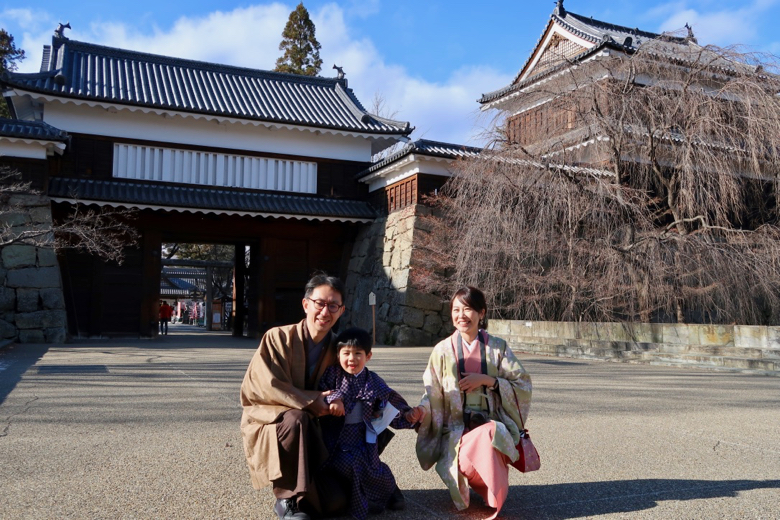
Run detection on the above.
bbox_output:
[306,298,343,313]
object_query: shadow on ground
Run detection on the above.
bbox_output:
[0,343,50,405]
[395,478,780,518]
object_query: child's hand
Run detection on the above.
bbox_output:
[329,399,345,417]
[405,405,426,424]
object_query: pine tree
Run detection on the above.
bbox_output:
[274,3,322,76]
[0,29,26,118]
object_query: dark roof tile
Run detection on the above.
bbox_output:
[48,178,376,221]
[357,139,481,178]
[0,118,69,142]
[4,37,411,136]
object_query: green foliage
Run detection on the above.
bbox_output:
[0,28,25,118]
[274,2,322,76]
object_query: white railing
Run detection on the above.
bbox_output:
[112,144,317,193]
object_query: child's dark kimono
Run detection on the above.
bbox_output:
[318,364,414,520]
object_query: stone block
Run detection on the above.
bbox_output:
[14,310,67,330]
[661,324,691,345]
[37,248,59,268]
[0,319,16,338]
[29,206,53,224]
[16,289,40,312]
[2,245,37,269]
[575,322,598,340]
[9,194,44,206]
[44,327,68,344]
[0,286,16,311]
[391,270,408,290]
[698,324,734,347]
[510,320,535,338]
[382,251,392,267]
[734,325,768,349]
[6,266,62,288]
[377,302,390,321]
[395,325,431,346]
[387,303,405,324]
[0,212,30,227]
[402,307,425,328]
[356,238,371,257]
[423,313,442,334]
[765,327,780,350]
[404,289,443,312]
[390,249,402,270]
[491,320,510,336]
[18,330,45,343]
[624,322,654,343]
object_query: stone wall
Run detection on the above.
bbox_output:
[0,194,68,343]
[343,204,452,346]
[492,320,780,373]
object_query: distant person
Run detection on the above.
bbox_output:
[318,327,426,520]
[416,286,533,519]
[240,273,351,520]
[159,301,173,335]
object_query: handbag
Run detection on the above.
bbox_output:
[511,428,541,472]
[508,391,540,473]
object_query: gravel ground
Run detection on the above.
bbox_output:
[1,323,778,519]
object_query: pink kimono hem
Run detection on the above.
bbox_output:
[458,421,510,519]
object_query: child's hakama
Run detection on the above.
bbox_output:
[319,366,413,520]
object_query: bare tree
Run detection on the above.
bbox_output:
[369,92,406,162]
[0,167,138,263]
[415,35,780,325]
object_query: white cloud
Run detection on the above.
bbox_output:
[8,2,508,145]
[656,1,777,46]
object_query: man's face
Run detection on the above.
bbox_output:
[302,285,344,341]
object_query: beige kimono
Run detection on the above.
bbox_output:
[240,320,337,490]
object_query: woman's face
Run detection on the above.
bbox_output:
[451,297,485,338]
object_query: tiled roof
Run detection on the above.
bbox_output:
[161,267,205,297]
[48,178,377,222]
[2,36,411,136]
[479,6,690,104]
[356,139,482,178]
[0,118,69,142]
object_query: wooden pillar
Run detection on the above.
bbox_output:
[246,242,262,339]
[205,265,213,331]
[232,242,246,337]
[140,230,162,337]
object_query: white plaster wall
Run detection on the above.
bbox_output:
[366,156,454,192]
[0,140,49,160]
[43,102,373,162]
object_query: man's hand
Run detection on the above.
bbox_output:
[459,373,496,392]
[404,405,426,424]
[329,399,345,417]
[305,390,333,417]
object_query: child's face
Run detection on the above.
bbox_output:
[338,345,372,375]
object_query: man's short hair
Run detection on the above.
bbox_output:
[335,327,372,355]
[304,272,345,301]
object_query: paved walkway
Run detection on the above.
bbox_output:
[1,322,778,519]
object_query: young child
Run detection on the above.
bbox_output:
[318,327,426,520]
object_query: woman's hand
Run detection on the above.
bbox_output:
[404,405,427,424]
[459,373,496,392]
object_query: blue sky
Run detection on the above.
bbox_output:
[3,0,780,146]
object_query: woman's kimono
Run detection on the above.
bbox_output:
[416,330,532,515]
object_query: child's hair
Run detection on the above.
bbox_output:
[335,327,372,355]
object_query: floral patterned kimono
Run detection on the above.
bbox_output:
[416,330,532,518]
